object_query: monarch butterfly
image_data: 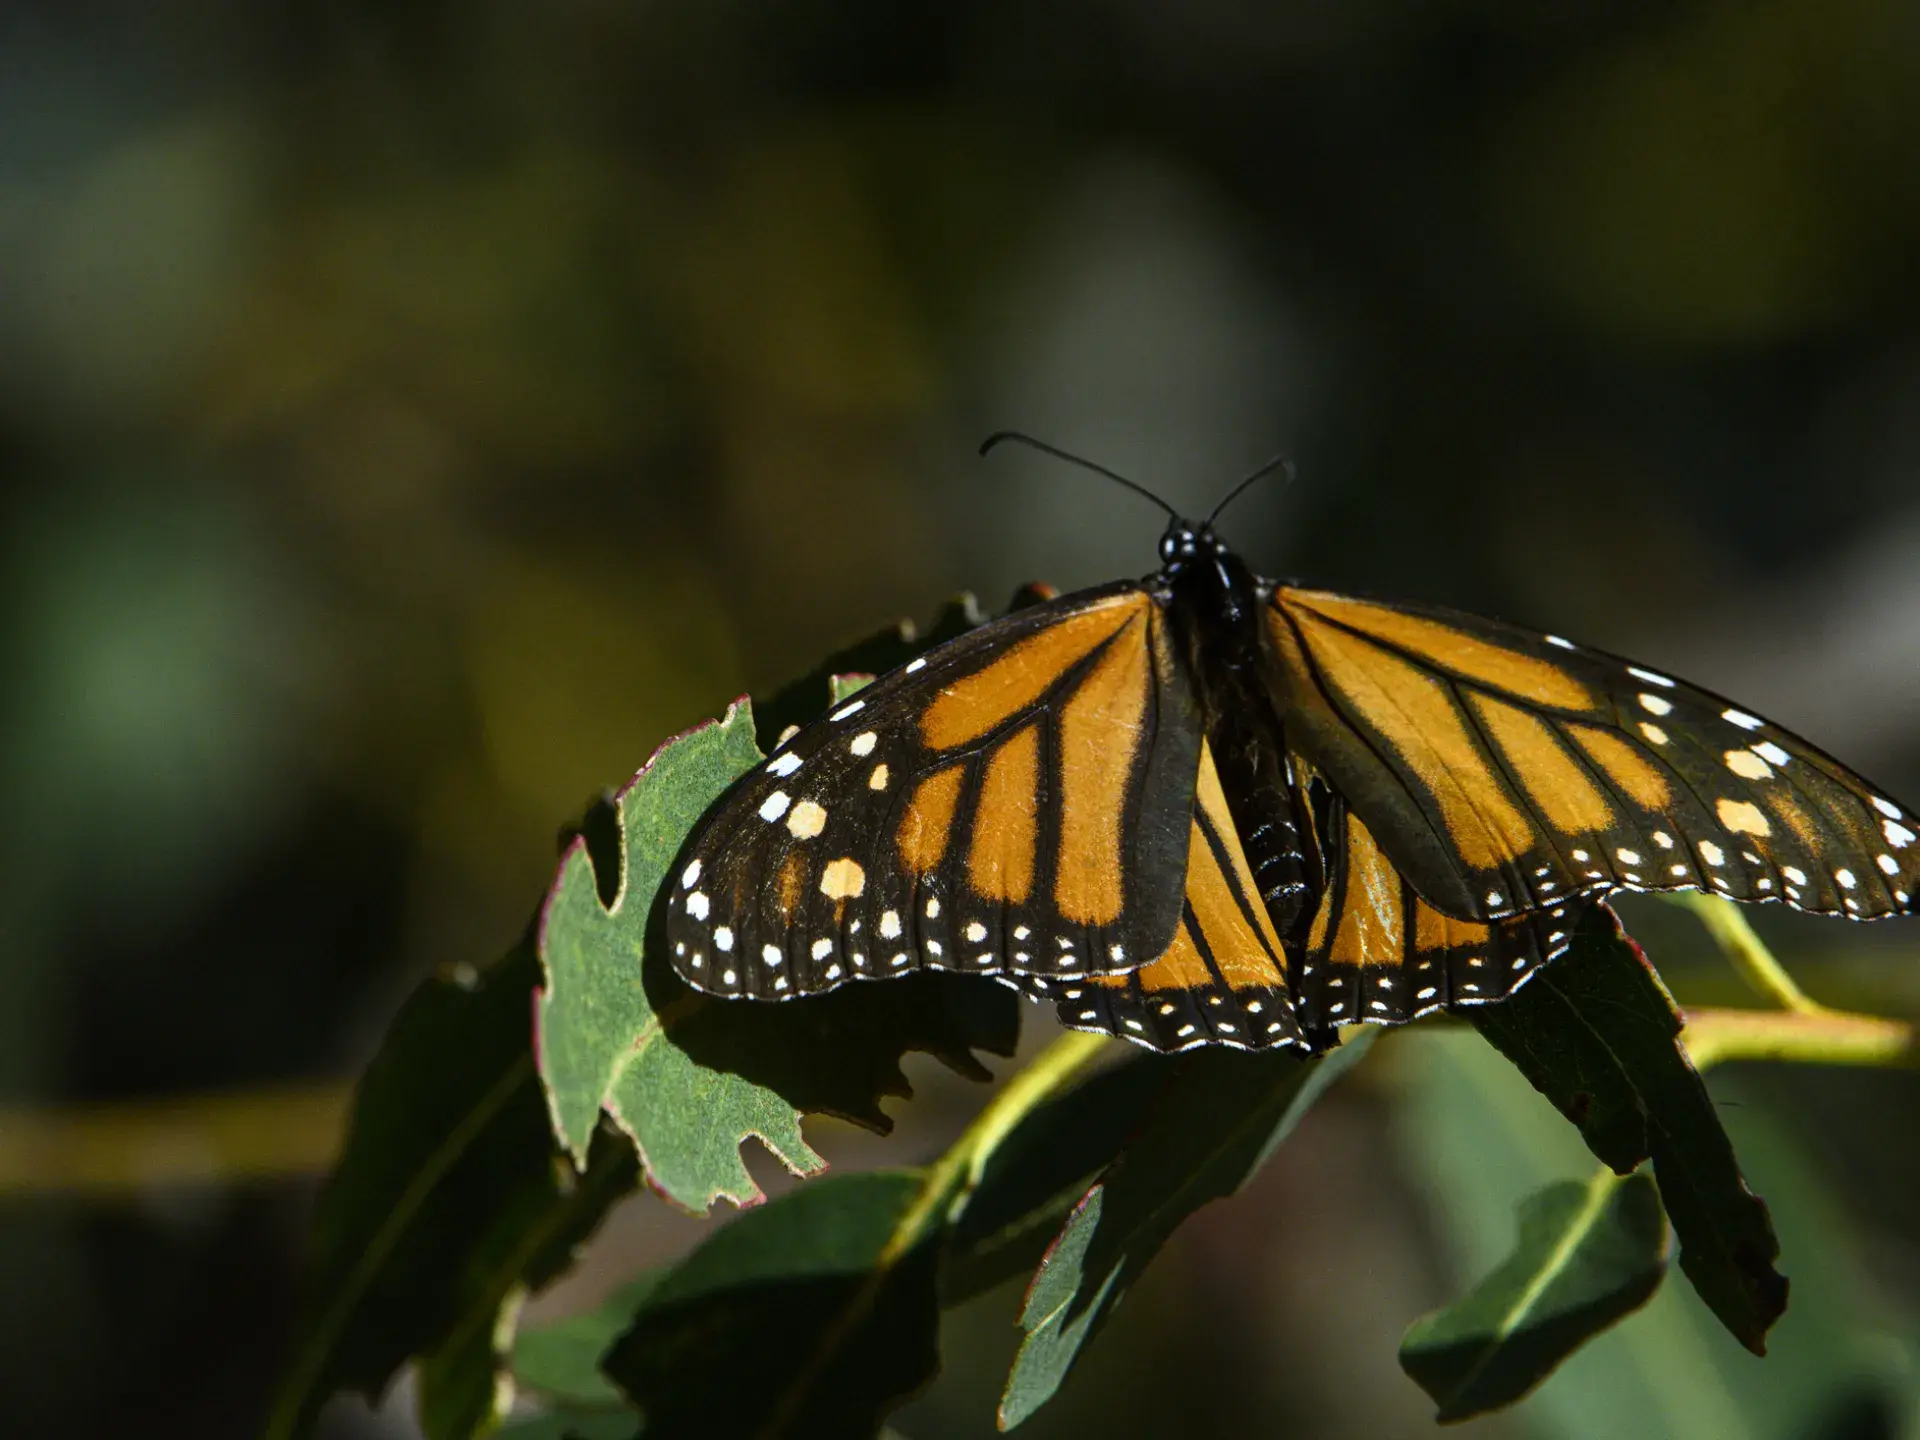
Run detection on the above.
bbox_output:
[665,437,1917,1053]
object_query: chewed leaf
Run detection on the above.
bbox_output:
[538,697,1017,1213]
[1401,1172,1669,1421]
[1000,1035,1374,1428]
[1471,905,1788,1354]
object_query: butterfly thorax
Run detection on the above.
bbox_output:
[1157,520,1322,946]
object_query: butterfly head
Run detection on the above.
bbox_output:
[1156,516,1236,573]
[1158,517,1260,626]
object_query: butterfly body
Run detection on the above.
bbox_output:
[665,514,1917,1054]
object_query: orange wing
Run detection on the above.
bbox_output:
[667,582,1203,1000]
[1016,741,1304,1052]
[1266,587,1918,927]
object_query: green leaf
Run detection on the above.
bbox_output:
[538,698,1018,1214]
[601,1169,945,1438]
[943,1054,1173,1304]
[1396,1028,1920,1440]
[537,700,806,1180]
[1400,1171,1669,1420]
[999,1034,1375,1429]
[1470,904,1787,1353]
[267,941,636,1440]
[511,1273,663,1411]
[496,1411,640,1440]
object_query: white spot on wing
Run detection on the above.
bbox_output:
[1878,854,1899,876]
[758,791,791,823]
[1641,723,1670,745]
[687,891,710,920]
[1545,635,1575,650]
[868,764,889,791]
[830,700,865,721]
[811,938,834,960]
[714,927,733,952]
[761,944,782,966]
[819,858,865,899]
[1872,797,1903,820]
[850,731,877,757]
[1629,666,1675,688]
[1782,866,1807,885]
[1698,841,1726,867]
[1725,749,1773,780]
[681,860,702,888]
[879,910,901,939]
[1753,741,1791,766]
[766,752,803,778]
[787,800,828,839]
[965,921,987,942]
[925,897,940,919]
[1723,709,1763,730]
[1639,693,1674,716]
[905,657,926,673]
[1885,819,1915,849]
[1836,868,1858,890]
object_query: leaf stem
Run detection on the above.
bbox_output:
[890,1028,1113,1258]
[1680,1005,1914,1072]
[753,1028,1112,1439]
[1669,893,1833,1016]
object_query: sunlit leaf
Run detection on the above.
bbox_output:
[1470,905,1787,1352]
[998,1034,1374,1429]
[1400,1171,1668,1420]
[537,699,1017,1213]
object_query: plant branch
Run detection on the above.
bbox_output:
[1668,893,1834,1016]
[1681,1006,1914,1072]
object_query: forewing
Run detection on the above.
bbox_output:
[1267,587,1919,924]
[666,582,1201,999]
[1016,741,1306,1054]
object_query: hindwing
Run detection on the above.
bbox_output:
[1266,587,1919,926]
[1293,799,1579,1031]
[1013,741,1304,1052]
[665,582,1202,1000]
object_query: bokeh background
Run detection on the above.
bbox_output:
[4,1,1920,1435]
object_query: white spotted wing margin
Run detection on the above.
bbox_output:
[664,581,1204,1002]
[1265,588,1920,930]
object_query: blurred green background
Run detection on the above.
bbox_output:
[3,0,1919,1435]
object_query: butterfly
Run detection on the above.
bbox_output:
[664,436,1918,1053]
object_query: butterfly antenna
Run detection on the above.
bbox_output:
[979,431,1179,519]
[1205,453,1296,526]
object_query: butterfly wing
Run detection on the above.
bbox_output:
[1294,799,1578,1030]
[1017,740,1304,1052]
[1266,587,1919,924]
[666,581,1202,999]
